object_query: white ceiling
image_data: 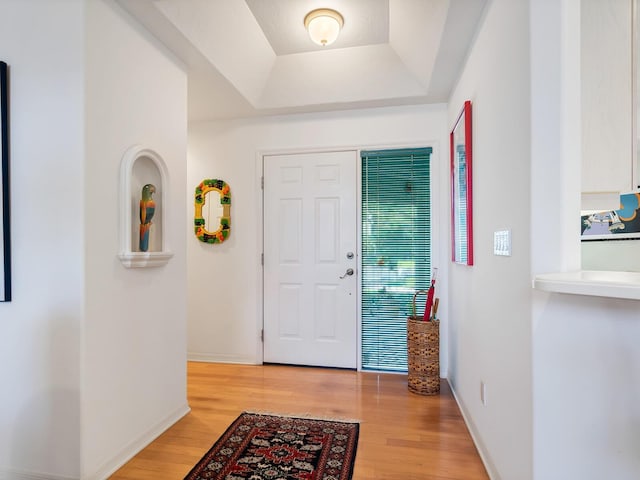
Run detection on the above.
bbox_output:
[246,0,390,55]
[116,0,488,122]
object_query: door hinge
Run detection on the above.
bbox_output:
[261,176,264,189]
[261,253,264,266]
[261,329,264,342]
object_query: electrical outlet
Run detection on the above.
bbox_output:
[480,381,487,406]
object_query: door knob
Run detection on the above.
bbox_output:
[339,268,354,279]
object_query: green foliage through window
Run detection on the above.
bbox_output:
[361,148,432,371]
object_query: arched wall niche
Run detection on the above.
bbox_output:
[119,145,173,268]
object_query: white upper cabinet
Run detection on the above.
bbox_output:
[581,0,635,209]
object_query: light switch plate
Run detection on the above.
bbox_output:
[494,230,511,256]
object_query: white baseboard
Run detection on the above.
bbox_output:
[0,468,77,480]
[188,352,259,365]
[447,379,500,480]
[85,402,191,480]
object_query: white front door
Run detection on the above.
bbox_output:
[263,150,357,368]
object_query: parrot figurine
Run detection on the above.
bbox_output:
[139,183,156,252]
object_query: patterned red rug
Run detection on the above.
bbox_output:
[184,412,359,480]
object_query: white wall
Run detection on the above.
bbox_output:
[0,1,188,479]
[447,1,533,478]
[0,1,85,478]
[187,105,449,372]
[582,240,640,272]
[533,294,640,479]
[531,1,640,479]
[82,1,188,478]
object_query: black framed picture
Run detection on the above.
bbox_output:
[1,61,11,302]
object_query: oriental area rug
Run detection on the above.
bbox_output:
[184,412,360,480]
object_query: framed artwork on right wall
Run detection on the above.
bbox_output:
[451,100,473,266]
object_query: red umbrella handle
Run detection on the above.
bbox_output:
[423,279,435,321]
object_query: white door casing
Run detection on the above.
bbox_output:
[263,150,357,368]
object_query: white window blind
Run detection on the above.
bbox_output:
[361,148,432,371]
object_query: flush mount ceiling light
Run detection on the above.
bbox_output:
[304,8,344,46]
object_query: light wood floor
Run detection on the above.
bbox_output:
[110,362,488,480]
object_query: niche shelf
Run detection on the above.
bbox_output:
[119,145,173,268]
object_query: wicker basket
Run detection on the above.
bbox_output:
[407,292,440,395]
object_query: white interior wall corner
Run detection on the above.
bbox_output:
[82,0,188,477]
[447,0,533,478]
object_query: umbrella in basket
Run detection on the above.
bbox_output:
[423,268,438,321]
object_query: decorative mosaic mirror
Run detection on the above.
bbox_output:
[194,179,231,243]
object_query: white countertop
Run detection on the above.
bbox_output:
[533,270,640,300]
